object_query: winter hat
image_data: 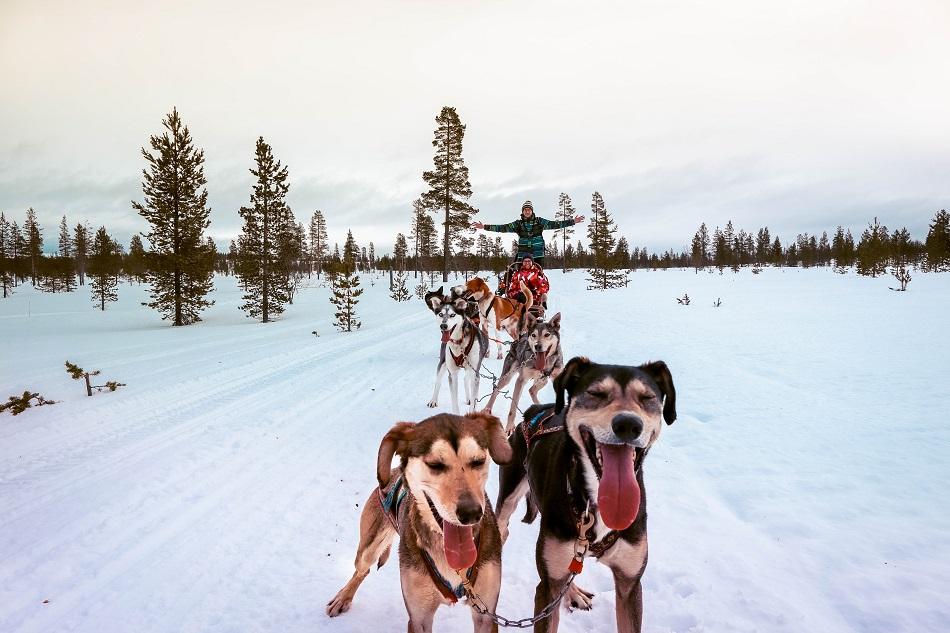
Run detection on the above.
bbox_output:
[521,200,534,211]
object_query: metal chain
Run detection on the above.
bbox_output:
[458,509,595,628]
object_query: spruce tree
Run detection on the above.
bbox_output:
[856,217,889,277]
[236,137,293,322]
[554,193,576,272]
[393,233,408,272]
[925,209,950,271]
[390,269,411,302]
[132,108,214,325]
[586,192,627,289]
[328,234,362,332]
[343,230,359,271]
[10,222,25,286]
[691,223,710,272]
[24,208,43,286]
[88,226,119,311]
[420,106,478,281]
[57,215,77,292]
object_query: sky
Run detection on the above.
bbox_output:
[2,0,949,254]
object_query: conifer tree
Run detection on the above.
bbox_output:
[328,231,362,332]
[390,269,411,302]
[10,221,24,285]
[74,223,89,286]
[236,137,294,322]
[132,108,214,325]
[691,223,710,272]
[856,217,889,277]
[24,207,43,286]
[554,193,576,272]
[0,213,12,298]
[88,226,119,310]
[342,230,359,271]
[368,242,376,271]
[420,106,478,281]
[308,210,329,278]
[393,233,408,272]
[126,235,147,283]
[57,215,77,292]
[925,209,950,271]
[586,192,627,289]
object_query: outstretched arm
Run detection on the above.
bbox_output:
[539,215,586,230]
[473,220,521,232]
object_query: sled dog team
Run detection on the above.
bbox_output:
[328,262,675,629]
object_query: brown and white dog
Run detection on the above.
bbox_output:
[494,357,677,633]
[327,412,513,633]
[483,312,564,433]
[462,277,533,359]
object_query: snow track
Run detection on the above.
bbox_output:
[1,271,947,632]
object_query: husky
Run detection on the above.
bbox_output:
[462,277,534,359]
[426,294,489,414]
[327,412,512,633]
[483,312,564,433]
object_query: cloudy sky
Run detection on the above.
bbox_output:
[2,0,948,254]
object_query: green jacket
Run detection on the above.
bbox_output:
[483,216,574,260]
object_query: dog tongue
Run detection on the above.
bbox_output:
[443,521,477,569]
[533,351,547,370]
[597,443,640,530]
[441,329,452,343]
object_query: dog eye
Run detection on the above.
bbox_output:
[426,462,448,473]
[587,389,608,399]
[469,458,486,468]
[641,393,657,401]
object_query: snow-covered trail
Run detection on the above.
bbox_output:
[1,269,947,632]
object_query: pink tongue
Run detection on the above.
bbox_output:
[441,329,452,343]
[443,522,477,569]
[533,351,547,370]
[597,443,640,530]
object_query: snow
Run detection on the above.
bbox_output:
[1,268,947,633]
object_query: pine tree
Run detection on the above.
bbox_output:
[236,137,295,322]
[74,223,89,286]
[342,229,359,271]
[328,252,362,332]
[0,213,12,298]
[24,207,43,286]
[126,235,147,283]
[925,209,950,271]
[88,226,119,311]
[691,223,710,271]
[554,193,576,271]
[420,106,478,281]
[308,210,329,278]
[132,108,215,325]
[368,242,376,271]
[390,269,411,302]
[410,198,436,277]
[856,217,889,277]
[586,192,627,289]
[10,222,24,286]
[393,233,408,272]
[57,215,77,292]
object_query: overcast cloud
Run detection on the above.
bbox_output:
[2,0,948,254]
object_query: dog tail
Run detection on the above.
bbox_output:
[517,281,534,334]
[521,491,539,524]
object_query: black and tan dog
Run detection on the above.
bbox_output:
[483,312,564,434]
[494,357,676,633]
[327,412,512,633]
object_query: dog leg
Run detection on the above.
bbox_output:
[483,363,517,416]
[448,368,460,415]
[495,425,529,543]
[401,568,440,633]
[533,535,574,633]
[527,376,549,405]
[506,376,528,434]
[470,561,501,633]
[326,491,397,617]
[428,361,446,408]
[602,538,649,633]
[562,582,595,612]
[467,364,480,413]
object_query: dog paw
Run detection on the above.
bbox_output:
[504,422,515,435]
[326,593,353,617]
[563,582,595,612]
[427,400,437,408]
[496,352,504,360]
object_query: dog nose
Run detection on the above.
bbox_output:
[611,413,643,441]
[440,323,447,330]
[455,499,483,525]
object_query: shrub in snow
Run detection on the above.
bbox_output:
[65,361,126,396]
[1,391,56,416]
[676,293,691,305]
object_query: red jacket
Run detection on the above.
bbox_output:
[509,265,549,297]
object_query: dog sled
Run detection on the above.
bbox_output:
[497,259,548,319]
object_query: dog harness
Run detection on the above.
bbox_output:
[450,329,477,368]
[376,474,483,604]
[521,407,628,559]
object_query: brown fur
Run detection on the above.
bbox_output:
[328,412,512,633]
[464,277,534,359]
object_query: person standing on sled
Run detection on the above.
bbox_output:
[508,255,549,312]
[472,199,584,270]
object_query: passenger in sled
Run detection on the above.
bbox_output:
[505,255,549,317]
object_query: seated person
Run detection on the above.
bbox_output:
[508,255,549,307]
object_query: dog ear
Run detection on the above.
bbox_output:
[464,299,480,320]
[465,411,512,465]
[548,312,561,330]
[554,356,591,414]
[523,311,536,331]
[639,361,677,424]
[377,422,416,488]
